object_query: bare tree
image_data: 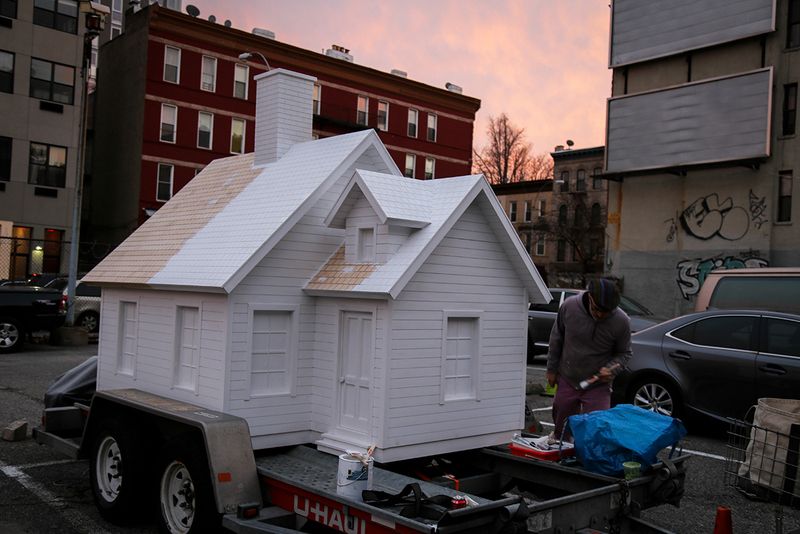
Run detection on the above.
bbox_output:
[474,114,550,184]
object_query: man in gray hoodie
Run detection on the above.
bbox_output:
[545,278,632,440]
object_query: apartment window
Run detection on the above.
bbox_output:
[404,153,416,178]
[509,201,517,222]
[117,301,137,376]
[590,238,601,259]
[560,171,570,192]
[576,169,586,191]
[10,226,31,279]
[593,167,603,189]
[427,114,437,142]
[89,38,98,79]
[537,199,546,217]
[234,64,248,99]
[0,51,12,94]
[1,0,17,19]
[356,95,368,125]
[200,55,217,92]
[524,201,531,222]
[557,239,566,261]
[230,118,245,154]
[558,204,567,225]
[357,227,375,262]
[0,136,10,181]
[163,46,180,83]
[197,111,213,149]
[174,306,200,392]
[778,171,793,222]
[110,0,122,38]
[784,83,797,136]
[250,310,293,396]
[789,0,800,48]
[524,233,532,251]
[160,104,177,143]
[574,205,586,226]
[30,58,74,104]
[425,157,435,179]
[312,83,321,114]
[33,0,77,34]
[408,108,418,137]
[442,314,479,402]
[591,203,602,226]
[29,142,66,187]
[156,163,173,202]
[377,101,389,131]
[535,234,546,256]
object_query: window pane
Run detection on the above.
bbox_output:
[231,118,244,153]
[408,109,418,137]
[157,164,172,201]
[763,319,800,357]
[53,64,73,85]
[31,59,51,81]
[198,112,212,148]
[48,145,66,167]
[673,316,757,351]
[201,56,215,91]
[30,143,47,165]
[57,0,77,16]
[35,0,54,9]
[0,51,13,74]
[51,82,72,104]
[0,136,10,181]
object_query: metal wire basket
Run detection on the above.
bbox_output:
[724,411,800,509]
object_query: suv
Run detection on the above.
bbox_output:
[527,288,662,362]
[694,268,800,314]
[44,278,102,333]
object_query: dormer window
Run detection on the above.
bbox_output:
[358,227,375,262]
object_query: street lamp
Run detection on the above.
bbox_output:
[238,51,271,70]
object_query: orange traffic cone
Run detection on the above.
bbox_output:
[712,505,732,534]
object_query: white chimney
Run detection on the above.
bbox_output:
[253,68,317,166]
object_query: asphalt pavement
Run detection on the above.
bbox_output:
[1,344,798,533]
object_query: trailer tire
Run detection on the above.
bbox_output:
[89,419,149,524]
[156,438,219,534]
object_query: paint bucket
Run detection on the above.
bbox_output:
[336,454,373,500]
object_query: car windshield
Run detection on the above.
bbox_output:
[619,295,652,316]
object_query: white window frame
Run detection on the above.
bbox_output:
[524,201,531,222]
[173,305,200,394]
[312,83,321,115]
[201,55,217,92]
[427,113,437,142]
[509,201,517,222]
[160,103,177,143]
[357,95,368,125]
[357,227,376,263]
[377,100,389,131]
[230,117,246,154]
[233,63,249,99]
[440,311,482,404]
[117,300,138,377]
[197,111,213,150]
[537,199,546,217]
[535,234,546,256]
[246,305,299,398]
[156,163,173,202]
[425,157,435,179]
[163,45,180,84]
[408,108,418,137]
[404,153,416,178]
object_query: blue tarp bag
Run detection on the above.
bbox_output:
[568,404,687,476]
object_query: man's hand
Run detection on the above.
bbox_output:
[597,365,615,383]
[546,370,558,387]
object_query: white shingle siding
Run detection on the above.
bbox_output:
[254,69,317,166]
[385,203,527,448]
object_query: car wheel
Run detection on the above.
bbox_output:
[78,311,100,333]
[627,377,682,419]
[0,317,23,353]
[156,439,219,534]
[90,420,149,524]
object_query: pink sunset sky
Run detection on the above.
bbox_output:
[191,0,612,156]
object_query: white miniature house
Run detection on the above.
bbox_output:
[83,68,550,462]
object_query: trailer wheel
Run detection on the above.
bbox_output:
[90,420,148,524]
[156,439,218,534]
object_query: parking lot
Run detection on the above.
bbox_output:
[0,343,798,533]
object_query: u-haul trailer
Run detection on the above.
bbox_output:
[35,388,688,534]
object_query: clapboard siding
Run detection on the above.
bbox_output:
[386,202,527,447]
[96,288,228,410]
[226,148,392,443]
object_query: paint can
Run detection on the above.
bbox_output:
[336,454,373,500]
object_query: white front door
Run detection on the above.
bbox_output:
[337,311,373,436]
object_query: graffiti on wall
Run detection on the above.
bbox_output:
[680,194,749,241]
[676,255,769,299]
[749,189,768,229]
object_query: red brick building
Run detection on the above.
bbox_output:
[90,4,480,244]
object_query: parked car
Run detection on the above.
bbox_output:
[527,288,662,362]
[694,267,800,314]
[612,309,800,422]
[0,286,67,353]
[44,278,101,333]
